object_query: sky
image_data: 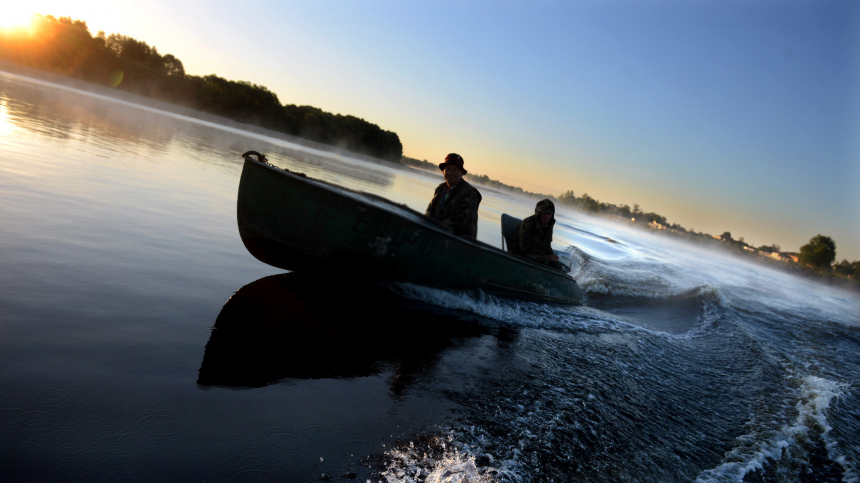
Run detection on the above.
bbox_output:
[6,0,860,260]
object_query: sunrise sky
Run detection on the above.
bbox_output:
[4,0,859,259]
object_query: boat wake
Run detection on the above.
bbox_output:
[392,275,728,339]
[571,245,693,299]
[392,282,630,335]
[695,373,856,483]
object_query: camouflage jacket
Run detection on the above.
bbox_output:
[425,180,482,238]
[510,214,555,264]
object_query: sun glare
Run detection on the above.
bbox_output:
[0,7,36,31]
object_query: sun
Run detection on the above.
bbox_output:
[0,7,36,31]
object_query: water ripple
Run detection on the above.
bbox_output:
[28,384,73,404]
[0,407,21,427]
[20,426,76,446]
[66,398,115,426]
[14,408,61,430]
[264,427,310,451]
[135,410,189,439]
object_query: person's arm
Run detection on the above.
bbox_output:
[441,190,481,236]
[425,186,442,218]
[545,226,559,261]
[425,199,436,218]
[519,219,549,263]
[544,227,555,256]
[543,226,558,262]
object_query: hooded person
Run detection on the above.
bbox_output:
[425,153,482,238]
[509,199,565,271]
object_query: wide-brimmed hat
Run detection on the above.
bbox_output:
[439,153,467,174]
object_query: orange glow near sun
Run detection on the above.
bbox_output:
[0,7,36,32]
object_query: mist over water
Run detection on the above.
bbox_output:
[1,71,858,482]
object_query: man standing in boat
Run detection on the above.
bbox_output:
[425,153,482,238]
[510,199,565,271]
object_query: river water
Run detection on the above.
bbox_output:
[1,71,858,483]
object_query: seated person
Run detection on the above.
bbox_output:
[425,153,482,238]
[509,199,565,271]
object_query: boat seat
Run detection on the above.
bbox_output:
[500,213,522,252]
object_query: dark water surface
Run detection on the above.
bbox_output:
[1,71,859,482]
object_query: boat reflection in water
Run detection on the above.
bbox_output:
[198,273,506,392]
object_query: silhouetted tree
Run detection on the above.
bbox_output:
[833,260,858,277]
[162,54,184,77]
[558,190,576,205]
[578,193,600,213]
[799,235,836,269]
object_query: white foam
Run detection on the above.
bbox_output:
[391,279,731,340]
[571,247,684,299]
[378,435,504,483]
[695,374,854,483]
[391,282,635,335]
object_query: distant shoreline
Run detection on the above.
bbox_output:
[0,60,401,168]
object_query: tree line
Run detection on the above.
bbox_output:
[0,15,403,161]
[557,191,859,281]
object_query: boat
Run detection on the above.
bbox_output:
[236,151,584,305]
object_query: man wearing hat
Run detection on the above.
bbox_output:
[509,199,564,271]
[425,153,482,238]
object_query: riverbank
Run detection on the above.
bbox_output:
[0,61,403,169]
[0,16,402,161]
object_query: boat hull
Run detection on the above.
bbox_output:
[237,153,583,305]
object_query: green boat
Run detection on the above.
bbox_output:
[237,151,584,305]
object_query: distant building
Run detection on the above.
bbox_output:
[649,221,668,230]
[743,246,756,252]
[769,252,799,263]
